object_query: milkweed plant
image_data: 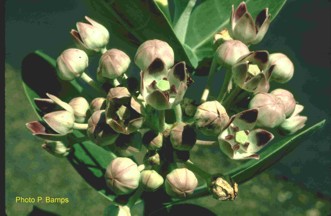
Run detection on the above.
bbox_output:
[23,1,325,215]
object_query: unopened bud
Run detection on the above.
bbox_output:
[56,48,88,81]
[90,97,106,113]
[42,140,70,157]
[142,130,163,150]
[249,93,286,128]
[71,16,109,52]
[170,123,196,151]
[69,97,89,123]
[105,157,141,195]
[134,39,174,71]
[215,40,249,67]
[279,104,307,135]
[194,101,229,136]
[269,53,294,83]
[140,170,164,192]
[270,89,296,117]
[165,168,198,198]
[97,49,131,79]
[143,151,161,167]
[43,110,75,135]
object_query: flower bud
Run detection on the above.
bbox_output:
[279,104,307,135]
[87,110,119,146]
[97,49,131,79]
[134,39,174,71]
[71,16,109,52]
[69,97,89,123]
[249,93,286,128]
[42,140,70,157]
[90,97,106,113]
[165,168,198,198]
[143,151,160,167]
[43,110,75,135]
[269,53,294,83]
[140,170,164,192]
[56,48,88,81]
[170,122,196,151]
[270,89,296,117]
[142,130,163,150]
[215,40,249,67]
[103,205,131,216]
[194,101,229,136]
[105,157,141,195]
[210,177,238,201]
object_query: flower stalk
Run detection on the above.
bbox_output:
[201,56,219,103]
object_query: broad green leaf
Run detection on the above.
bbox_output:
[185,0,287,66]
[84,0,197,67]
[21,51,120,202]
[225,120,326,184]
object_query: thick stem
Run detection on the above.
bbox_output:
[201,56,220,103]
[112,78,120,87]
[222,86,242,109]
[73,123,88,130]
[101,47,107,54]
[195,140,217,146]
[173,104,182,123]
[217,68,233,102]
[158,110,165,132]
[80,72,104,93]
[185,160,211,182]
[127,186,144,208]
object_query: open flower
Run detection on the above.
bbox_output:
[105,87,143,134]
[279,104,307,135]
[230,2,270,45]
[218,109,274,160]
[141,61,189,110]
[70,16,109,52]
[232,51,272,93]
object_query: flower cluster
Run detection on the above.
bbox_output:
[25,2,309,214]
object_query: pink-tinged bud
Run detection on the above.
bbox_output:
[194,101,229,136]
[105,157,141,195]
[142,130,163,150]
[249,93,286,128]
[42,140,70,158]
[269,53,294,83]
[140,170,164,192]
[43,110,75,135]
[279,104,307,135]
[69,97,89,123]
[165,168,198,198]
[90,97,106,113]
[215,40,250,67]
[56,48,88,81]
[170,122,196,151]
[71,16,109,52]
[97,49,131,79]
[134,39,174,71]
[270,89,296,117]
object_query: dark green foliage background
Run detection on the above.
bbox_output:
[5,0,331,215]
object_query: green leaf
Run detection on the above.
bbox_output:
[225,120,326,184]
[184,0,287,66]
[148,203,217,216]
[21,51,122,203]
[84,0,197,67]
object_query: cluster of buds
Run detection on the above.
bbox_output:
[24,2,310,213]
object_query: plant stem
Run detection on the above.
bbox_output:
[174,104,182,123]
[158,110,165,132]
[201,56,220,103]
[73,123,88,130]
[185,160,211,182]
[112,78,120,87]
[127,186,144,208]
[217,68,233,102]
[222,86,242,109]
[101,47,107,54]
[80,72,104,94]
[195,140,217,146]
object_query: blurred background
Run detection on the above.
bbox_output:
[5,0,331,215]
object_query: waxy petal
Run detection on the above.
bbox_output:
[145,90,171,110]
[247,129,274,153]
[233,12,256,44]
